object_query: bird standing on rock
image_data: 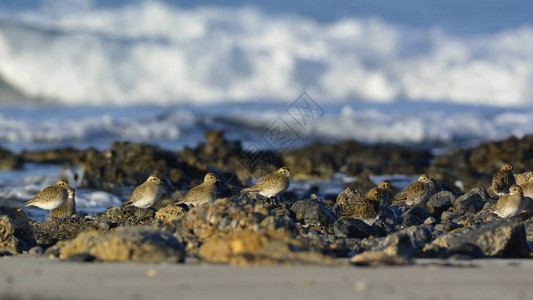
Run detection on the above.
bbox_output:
[50,186,76,218]
[492,163,516,196]
[392,174,433,206]
[377,180,393,207]
[25,179,70,211]
[242,167,291,205]
[490,185,526,218]
[123,175,162,208]
[181,173,218,206]
[341,187,382,225]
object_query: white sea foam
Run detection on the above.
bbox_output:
[0,1,531,106]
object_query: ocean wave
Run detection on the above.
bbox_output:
[0,1,531,106]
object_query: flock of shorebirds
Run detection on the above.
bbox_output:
[24,164,532,224]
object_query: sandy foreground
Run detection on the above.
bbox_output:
[0,257,532,300]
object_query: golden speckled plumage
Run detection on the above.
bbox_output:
[392,174,432,206]
[341,187,382,225]
[182,173,218,206]
[514,171,533,186]
[377,180,393,207]
[50,187,76,218]
[123,175,162,208]
[25,179,69,210]
[242,167,291,202]
[492,163,516,196]
[490,185,525,218]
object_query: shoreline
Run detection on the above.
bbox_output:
[1,257,533,300]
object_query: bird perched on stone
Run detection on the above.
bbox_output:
[490,185,526,218]
[341,187,382,225]
[377,180,393,207]
[492,163,516,196]
[25,179,70,211]
[181,173,218,206]
[392,174,433,206]
[242,167,290,205]
[50,186,76,218]
[123,175,162,208]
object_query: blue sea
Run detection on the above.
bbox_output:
[0,0,532,218]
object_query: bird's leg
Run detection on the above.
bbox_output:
[269,197,276,206]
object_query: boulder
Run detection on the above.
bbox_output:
[454,188,489,213]
[290,199,337,231]
[0,206,35,254]
[52,226,185,263]
[155,205,186,223]
[426,191,455,218]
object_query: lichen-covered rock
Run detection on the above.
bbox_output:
[0,206,35,254]
[155,204,186,223]
[53,226,185,263]
[198,230,333,265]
[101,206,155,226]
[425,219,531,258]
[32,215,103,247]
[290,199,337,231]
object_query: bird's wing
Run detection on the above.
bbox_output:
[25,186,64,205]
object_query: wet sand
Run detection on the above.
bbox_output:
[1,257,532,300]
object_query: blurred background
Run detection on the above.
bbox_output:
[0,0,532,152]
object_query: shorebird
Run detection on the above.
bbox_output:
[377,180,393,207]
[492,163,515,196]
[490,185,526,218]
[340,187,382,225]
[50,186,76,218]
[181,173,218,206]
[25,179,69,211]
[242,167,290,205]
[123,175,162,208]
[392,174,433,206]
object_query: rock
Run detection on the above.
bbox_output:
[101,206,155,226]
[155,205,186,223]
[442,243,484,260]
[523,216,533,242]
[426,219,531,258]
[401,206,432,227]
[334,218,375,239]
[55,226,185,263]
[350,251,410,266]
[360,226,434,259]
[28,246,44,256]
[32,216,101,247]
[0,206,35,254]
[454,188,489,213]
[0,147,22,170]
[426,191,455,219]
[335,188,364,209]
[290,199,337,231]
[198,230,333,265]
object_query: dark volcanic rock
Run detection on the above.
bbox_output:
[0,206,36,254]
[32,216,102,248]
[426,191,455,219]
[334,218,375,239]
[101,206,156,226]
[454,188,490,213]
[290,199,337,231]
[357,225,434,259]
[426,219,531,258]
[401,206,432,228]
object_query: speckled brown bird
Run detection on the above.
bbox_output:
[392,174,433,206]
[490,185,526,218]
[242,167,290,205]
[181,173,218,206]
[520,180,533,198]
[25,179,69,211]
[50,186,76,218]
[123,175,162,208]
[492,163,516,196]
[377,180,393,207]
[341,187,382,225]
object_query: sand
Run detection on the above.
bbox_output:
[1,257,533,300]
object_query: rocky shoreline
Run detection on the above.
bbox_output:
[1,132,533,265]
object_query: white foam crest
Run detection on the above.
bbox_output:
[0,1,531,106]
[0,111,184,143]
